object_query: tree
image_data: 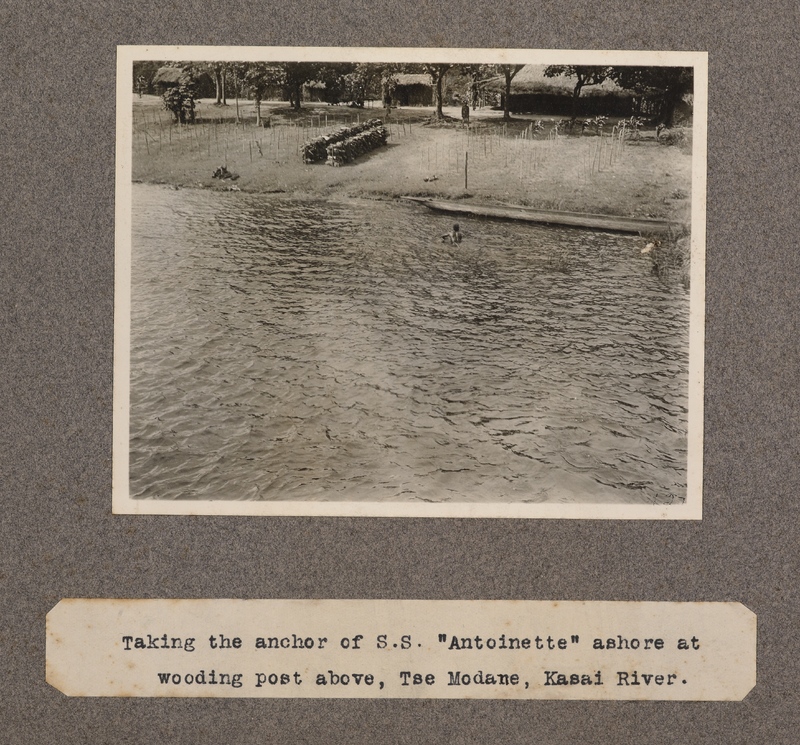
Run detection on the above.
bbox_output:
[132,61,161,95]
[243,63,285,125]
[341,63,384,106]
[379,63,406,108]
[498,64,525,121]
[608,66,693,127]
[203,62,229,106]
[313,63,356,104]
[281,62,322,111]
[412,62,453,119]
[227,63,250,123]
[460,64,494,110]
[544,65,612,123]
[421,63,453,119]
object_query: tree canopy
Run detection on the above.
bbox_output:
[136,60,695,127]
[608,67,693,126]
[544,65,613,122]
[282,62,322,110]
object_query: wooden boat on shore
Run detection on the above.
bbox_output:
[402,197,684,236]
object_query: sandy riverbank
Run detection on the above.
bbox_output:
[131,96,693,227]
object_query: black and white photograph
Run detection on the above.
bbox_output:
[114,46,706,517]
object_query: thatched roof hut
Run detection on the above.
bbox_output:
[388,73,433,106]
[393,73,432,87]
[151,66,185,89]
[151,65,216,98]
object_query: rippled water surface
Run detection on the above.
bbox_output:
[130,183,689,503]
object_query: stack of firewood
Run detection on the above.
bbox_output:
[301,119,384,164]
[326,121,389,167]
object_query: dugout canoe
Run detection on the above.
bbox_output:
[402,197,683,236]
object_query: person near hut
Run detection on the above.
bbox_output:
[442,223,463,245]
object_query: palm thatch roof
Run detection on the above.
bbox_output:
[482,65,631,97]
[393,73,433,87]
[151,66,184,86]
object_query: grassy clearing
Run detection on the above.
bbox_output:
[131,96,693,226]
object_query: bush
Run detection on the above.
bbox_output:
[622,116,646,142]
[658,128,688,146]
[161,72,198,124]
[581,115,607,135]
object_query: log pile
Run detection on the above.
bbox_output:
[301,119,388,165]
[326,122,389,166]
[301,120,378,163]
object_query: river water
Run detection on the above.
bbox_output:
[129,183,689,504]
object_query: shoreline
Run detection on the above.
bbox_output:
[131,97,694,231]
[131,180,688,246]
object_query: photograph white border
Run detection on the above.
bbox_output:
[113,45,707,519]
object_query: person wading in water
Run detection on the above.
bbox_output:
[442,223,463,245]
